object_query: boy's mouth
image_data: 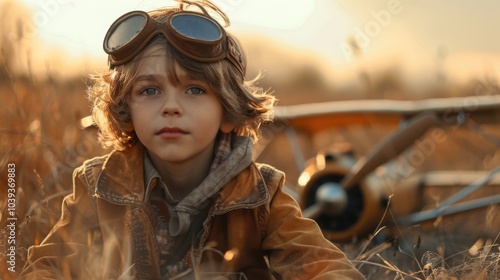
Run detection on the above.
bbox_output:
[156,127,188,138]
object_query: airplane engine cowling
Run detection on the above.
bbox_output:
[298,152,389,243]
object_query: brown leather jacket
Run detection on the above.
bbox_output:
[21,138,365,280]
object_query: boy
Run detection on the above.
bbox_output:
[21,1,365,279]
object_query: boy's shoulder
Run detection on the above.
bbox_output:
[254,162,285,194]
[76,152,112,172]
[73,152,114,188]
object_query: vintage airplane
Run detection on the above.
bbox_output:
[254,94,500,243]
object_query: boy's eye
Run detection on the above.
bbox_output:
[140,88,160,96]
[186,87,206,95]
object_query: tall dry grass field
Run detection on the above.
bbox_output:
[0,67,105,279]
[0,3,104,277]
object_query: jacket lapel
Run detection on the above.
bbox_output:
[93,144,161,278]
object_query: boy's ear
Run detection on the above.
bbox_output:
[220,120,235,133]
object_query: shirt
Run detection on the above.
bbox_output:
[143,132,232,277]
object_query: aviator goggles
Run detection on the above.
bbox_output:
[103,9,246,76]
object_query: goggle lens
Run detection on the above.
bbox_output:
[171,14,222,41]
[107,14,148,50]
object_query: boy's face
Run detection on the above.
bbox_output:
[128,43,234,166]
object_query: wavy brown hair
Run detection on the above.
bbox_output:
[87,1,276,151]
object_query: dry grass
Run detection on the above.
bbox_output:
[0,64,105,279]
[344,211,500,279]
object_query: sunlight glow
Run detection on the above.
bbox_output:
[15,0,500,83]
[16,0,350,65]
[213,0,316,30]
[223,249,237,261]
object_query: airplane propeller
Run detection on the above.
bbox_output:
[341,112,440,190]
[301,112,440,232]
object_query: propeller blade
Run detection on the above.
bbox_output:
[342,112,439,190]
[302,203,323,220]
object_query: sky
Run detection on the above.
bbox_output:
[14,0,500,84]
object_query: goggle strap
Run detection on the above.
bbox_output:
[227,36,245,77]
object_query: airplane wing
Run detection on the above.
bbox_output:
[273,95,500,134]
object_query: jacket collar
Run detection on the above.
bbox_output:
[212,162,270,215]
[94,138,270,211]
[95,144,146,205]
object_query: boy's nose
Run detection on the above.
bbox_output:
[161,93,182,116]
